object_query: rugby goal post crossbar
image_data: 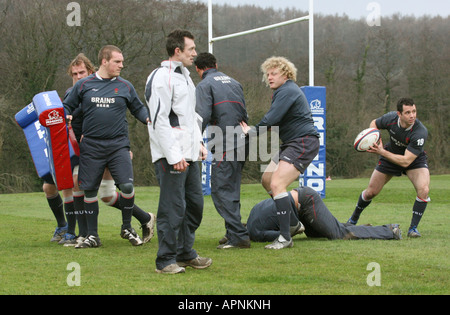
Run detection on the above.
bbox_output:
[207,0,315,86]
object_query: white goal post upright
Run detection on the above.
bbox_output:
[205,0,326,198]
[207,0,315,86]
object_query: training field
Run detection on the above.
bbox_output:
[0,175,448,296]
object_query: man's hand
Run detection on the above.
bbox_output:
[66,115,73,125]
[174,158,189,172]
[367,138,384,154]
[199,143,208,161]
[240,121,250,135]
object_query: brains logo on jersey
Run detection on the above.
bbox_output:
[114,88,119,94]
[45,110,64,126]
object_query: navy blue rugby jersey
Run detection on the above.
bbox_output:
[63,73,149,139]
[64,86,83,142]
[375,111,428,156]
[254,80,319,143]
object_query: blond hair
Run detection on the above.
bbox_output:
[67,53,96,76]
[261,56,297,85]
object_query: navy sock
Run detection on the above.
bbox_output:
[84,198,99,237]
[64,196,76,235]
[111,193,150,224]
[119,192,134,230]
[47,194,67,227]
[74,194,87,237]
[351,191,372,222]
[410,197,429,229]
[274,193,292,241]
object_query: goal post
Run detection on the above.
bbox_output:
[208,0,315,86]
[204,0,327,198]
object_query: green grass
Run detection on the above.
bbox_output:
[0,175,449,295]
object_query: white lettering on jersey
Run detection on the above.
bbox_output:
[91,97,116,108]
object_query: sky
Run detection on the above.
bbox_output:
[200,0,450,19]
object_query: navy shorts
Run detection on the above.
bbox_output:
[271,136,320,173]
[78,136,133,191]
[376,152,429,177]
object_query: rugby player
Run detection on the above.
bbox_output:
[247,186,402,242]
[61,53,155,247]
[347,98,430,238]
[241,57,320,249]
[63,46,150,248]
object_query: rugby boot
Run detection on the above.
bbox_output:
[121,227,144,246]
[264,235,293,250]
[75,235,102,249]
[141,212,156,243]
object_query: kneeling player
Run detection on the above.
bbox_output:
[246,186,402,244]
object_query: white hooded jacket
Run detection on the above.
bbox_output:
[145,60,203,164]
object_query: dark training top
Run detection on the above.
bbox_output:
[195,68,248,152]
[63,73,149,139]
[375,111,428,156]
[196,68,248,132]
[251,80,319,143]
[64,86,83,142]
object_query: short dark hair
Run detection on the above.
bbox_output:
[397,97,415,112]
[166,29,195,57]
[98,45,122,65]
[194,52,217,70]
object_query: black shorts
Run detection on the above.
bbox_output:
[271,136,320,173]
[376,152,428,177]
[78,136,132,191]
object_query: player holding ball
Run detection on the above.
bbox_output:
[348,98,430,238]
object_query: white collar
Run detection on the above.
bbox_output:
[161,60,190,75]
[95,72,117,81]
[397,117,414,131]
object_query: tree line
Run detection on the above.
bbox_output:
[0,0,448,193]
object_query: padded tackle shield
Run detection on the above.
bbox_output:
[15,103,53,183]
[33,91,74,190]
[14,90,77,190]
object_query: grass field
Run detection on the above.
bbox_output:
[0,175,448,296]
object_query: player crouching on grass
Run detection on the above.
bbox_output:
[246,186,402,242]
[347,98,430,238]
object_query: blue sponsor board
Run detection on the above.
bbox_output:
[300,86,326,198]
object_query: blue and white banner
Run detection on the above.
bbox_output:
[300,86,327,198]
[202,127,212,196]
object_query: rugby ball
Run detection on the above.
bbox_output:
[354,128,381,152]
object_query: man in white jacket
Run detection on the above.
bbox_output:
[145,30,211,274]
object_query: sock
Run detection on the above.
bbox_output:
[351,190,372,222]
[64,196,76,235]
[410,196,429,229]
[73,192,87,237]
[287,191,300,223]
[47,194,67,227]
[112,192,150,225]
[119,190,135,230]
[131,203,151,225]
[273,192,292,241]
[84,196,99,237]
